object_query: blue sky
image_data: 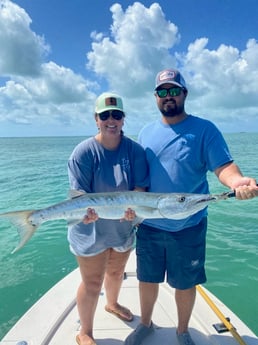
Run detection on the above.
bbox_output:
[0,0,258,137]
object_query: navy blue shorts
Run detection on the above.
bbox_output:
[136,218,207,289]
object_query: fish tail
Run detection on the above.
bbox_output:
[0,210,38,254]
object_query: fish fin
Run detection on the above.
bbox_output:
[0,210,38,254]
[68,189,86,199]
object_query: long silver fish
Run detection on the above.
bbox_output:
[0,190,235,253]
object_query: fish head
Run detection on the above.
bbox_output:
[157,193,217,220]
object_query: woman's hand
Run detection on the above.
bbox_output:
[82,207,137,223]
[121,207,136,222]
[82,208,99,224]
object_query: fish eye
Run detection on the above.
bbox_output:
[178,196,186,203]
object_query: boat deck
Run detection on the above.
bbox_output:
[1,252,257,345]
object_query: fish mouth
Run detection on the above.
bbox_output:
[196,196,217,204]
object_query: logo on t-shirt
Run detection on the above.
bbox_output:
[121,158,130,171]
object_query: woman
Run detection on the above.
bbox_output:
[68,92,149,345]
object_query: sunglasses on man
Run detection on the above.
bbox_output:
[156,87,184,98]
[98,110,124,121]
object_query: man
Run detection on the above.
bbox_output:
[124,69,258,345]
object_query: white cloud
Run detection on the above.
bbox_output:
[179,37,258,119]
[0,0,49,76]
[22,62,91,104]
[0,61,97,130]
[0,0,97,134]
[87,2,179,97]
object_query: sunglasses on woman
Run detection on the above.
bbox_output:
[156,87,183,98]
[98,110,124,121]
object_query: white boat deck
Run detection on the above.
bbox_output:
[1,251,257,345]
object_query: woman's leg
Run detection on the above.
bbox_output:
[104,248,133,320]
[76,250,109,345]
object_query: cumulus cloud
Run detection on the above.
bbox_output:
[0,0,96,133]
[0,62,96,127]
[179,38,258,118]
[20,62,91,104]
[87,2,179,97]
[0,0,49,76]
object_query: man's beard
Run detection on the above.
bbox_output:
[160,102,184,117]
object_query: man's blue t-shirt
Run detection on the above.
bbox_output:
[138,115,233,231]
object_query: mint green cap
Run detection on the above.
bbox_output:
[95,92,124,113]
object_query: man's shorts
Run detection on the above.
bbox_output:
[136,218,207,289]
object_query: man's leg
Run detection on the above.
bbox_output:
[175,286,196,345]
[175,286,196,333]
[140,281,159,326]
[123,281,158,344]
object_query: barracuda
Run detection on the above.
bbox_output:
[0,190,235,253]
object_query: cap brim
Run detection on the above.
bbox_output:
[155,81,183,90]
[96,106,124,113]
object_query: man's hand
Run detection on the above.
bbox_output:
[231,177,258,199]
[234,183,258,200]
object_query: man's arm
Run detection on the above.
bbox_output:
[215,162,258,199]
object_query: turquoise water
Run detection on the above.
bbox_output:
[0,134,257,339]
